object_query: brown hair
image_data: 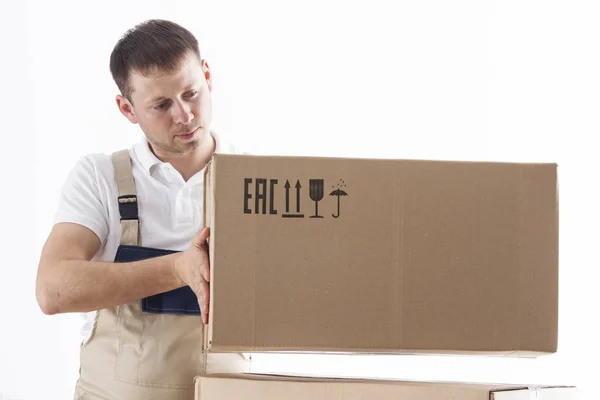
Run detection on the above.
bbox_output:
[110,19,201,100]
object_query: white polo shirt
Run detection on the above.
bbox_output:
[53,132,244,341]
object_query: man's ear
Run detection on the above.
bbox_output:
[202,59,212,92]
[116,95,138,124]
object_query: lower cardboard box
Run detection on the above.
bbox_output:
[194,373,577,400]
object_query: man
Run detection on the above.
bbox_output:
[36,19,248,399]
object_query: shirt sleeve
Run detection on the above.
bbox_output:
[53,155,110,245]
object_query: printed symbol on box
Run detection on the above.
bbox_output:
[309,179,325,218]
[244,178,278,215]
[282,179,304,218]
[330,179,348,218]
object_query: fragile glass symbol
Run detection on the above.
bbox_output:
[309,179,324,218]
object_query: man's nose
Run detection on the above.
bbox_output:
[172,101,193,125]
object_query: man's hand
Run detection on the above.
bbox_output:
[173,227,211,324]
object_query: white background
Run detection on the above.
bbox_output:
[0,0,597,399]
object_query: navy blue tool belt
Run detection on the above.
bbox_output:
[114,244,201,316]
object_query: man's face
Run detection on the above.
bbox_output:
[117,52,213,156]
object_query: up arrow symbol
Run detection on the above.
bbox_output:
[295,180,302,213]
[284,180,291,213]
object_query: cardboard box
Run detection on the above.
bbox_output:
[203,154,558,356]
[194,374,577,400]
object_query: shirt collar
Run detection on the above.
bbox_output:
[133,136,163,174]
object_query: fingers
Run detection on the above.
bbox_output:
[201,255,210,283]
[193,227,211,282]
[197,278,210,325]
[194,227,210,248]
[190,227,212,324]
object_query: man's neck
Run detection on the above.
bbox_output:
[152,132,216,182]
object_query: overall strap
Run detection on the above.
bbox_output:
[111,149,140,246]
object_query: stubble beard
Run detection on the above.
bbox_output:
[146,132,201,157]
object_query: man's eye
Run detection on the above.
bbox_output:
[155,101,169,110]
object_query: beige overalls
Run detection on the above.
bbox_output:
[72,149,249,399]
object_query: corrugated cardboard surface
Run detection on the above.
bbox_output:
[194,374,577,400]
[204,154,558,355]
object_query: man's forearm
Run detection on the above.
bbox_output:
[40,253,184,314]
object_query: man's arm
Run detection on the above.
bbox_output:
[36,222,184,315]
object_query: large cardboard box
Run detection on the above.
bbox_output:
[202,154,558,356]
[194,374,577,400]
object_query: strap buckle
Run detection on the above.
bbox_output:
[118,195,138,220]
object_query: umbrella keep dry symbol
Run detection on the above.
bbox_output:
[330,179,348,218]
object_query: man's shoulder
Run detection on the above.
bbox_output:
[55,149,128,244]
[71,151,115,174]
[68,148,133,185]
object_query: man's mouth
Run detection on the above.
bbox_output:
[177,127,199,140]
